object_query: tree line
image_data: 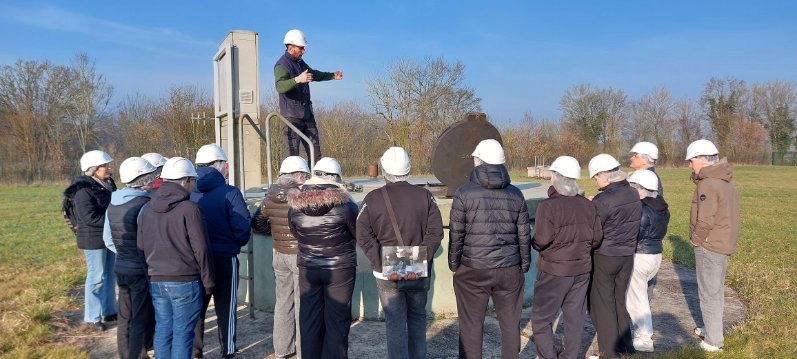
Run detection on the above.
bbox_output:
[1,54,795,184]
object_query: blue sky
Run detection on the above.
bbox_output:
[1,1,795,124]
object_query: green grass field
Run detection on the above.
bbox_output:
[1,165,796,358]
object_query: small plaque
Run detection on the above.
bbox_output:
[239,89,254,104]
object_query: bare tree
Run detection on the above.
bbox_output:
[560,84,629,157]
[366,57,481,163]
[673,98,704,161]
[751,80,797,158]
[56,54,114,154]
[700,77,748,157]
[627,87,677,164]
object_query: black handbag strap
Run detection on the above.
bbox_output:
[380,187,405,246]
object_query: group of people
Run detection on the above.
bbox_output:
[528,138,737,359]
[63,144,252,359]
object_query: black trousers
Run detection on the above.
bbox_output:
[284,115,322,163]
[531,271,590,359]
[193,256,239,358]
[299,267,355,359]
[589,254,635,359]
[453,265,524,359]
[116,272,154,359]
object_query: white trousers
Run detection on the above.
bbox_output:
[626,253,662,341]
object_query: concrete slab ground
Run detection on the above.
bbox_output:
[88,261,744,358]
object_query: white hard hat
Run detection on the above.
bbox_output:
[80,150,113,172]
[313,157,342,176]
[284,29,307,47]
[471,139,505,165]
[588,154,621,178]
[141,152,168,168]
[279,156,310,174]
[630,141,659,160]
[161,157,198,180]
[195,144,228,164]
[549,156,581,179]
[685,139,719,160]
[628,169,659,191]
[380,147,411,176]
[119,157,157,184]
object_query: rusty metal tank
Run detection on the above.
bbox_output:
[431,112,503,196]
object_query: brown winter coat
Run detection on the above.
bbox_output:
[690,158,740,255]
[252,177,302,254]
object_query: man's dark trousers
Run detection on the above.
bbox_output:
[284,115,322,163]
[453,264,524,359]
[116,273,154,359]
[532,271,590,359]
[193,256,239,358]
[589,253,635,358]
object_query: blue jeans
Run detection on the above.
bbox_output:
[150,280,203,359]
[376,278,429,359]
[83,249,117,323]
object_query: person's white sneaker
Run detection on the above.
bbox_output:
[633,338,655,352]
[588,355,599,359]
[694,327,705,338]
[699,340,723,352]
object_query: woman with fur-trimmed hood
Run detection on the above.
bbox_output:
[288,157,358,359]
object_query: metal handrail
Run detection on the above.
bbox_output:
[263,112,315,186]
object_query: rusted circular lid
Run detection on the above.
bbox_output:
[431,113,502,196]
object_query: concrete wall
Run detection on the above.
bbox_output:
[239,191,544,320]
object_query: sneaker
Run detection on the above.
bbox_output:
[694,327,705,338]
[699,340,723,352]
[588,355,599,359]
[83,321,106,331]
[633,338,655,352]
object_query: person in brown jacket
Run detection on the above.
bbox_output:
[251,156,310,358]
[531,156,602,359]
[685,139,740,352]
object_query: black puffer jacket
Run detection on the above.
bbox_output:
[63,175,117,249]
[533,187,603,276]
[592,180,642,257]
[288,181,359,269]
[448,164,532,272]
[636,196,670,254]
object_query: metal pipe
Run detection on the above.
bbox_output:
[264,112,316,170]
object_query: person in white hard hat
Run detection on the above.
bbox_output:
[141,152,169,191]
[275,29,343,163]
[356,147,444,359]
[531,156,602,359]
[448,139,531,359]
[685,139,739,353]
[629,141,664,197]
[62,150,118,331]
[191,144,252,359]
[587,153,641,358]
[250,156,311,359]
[102,157,157,359]
[625,170,670,353]
[138,157,214,359]
[287,157,359,359]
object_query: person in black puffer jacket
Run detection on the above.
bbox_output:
[63,150,118,331]
[531,156,602,359]
[288,157,358,359]
[587,154,642,359]
[448,139,531,359]
[625,170,670,353]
